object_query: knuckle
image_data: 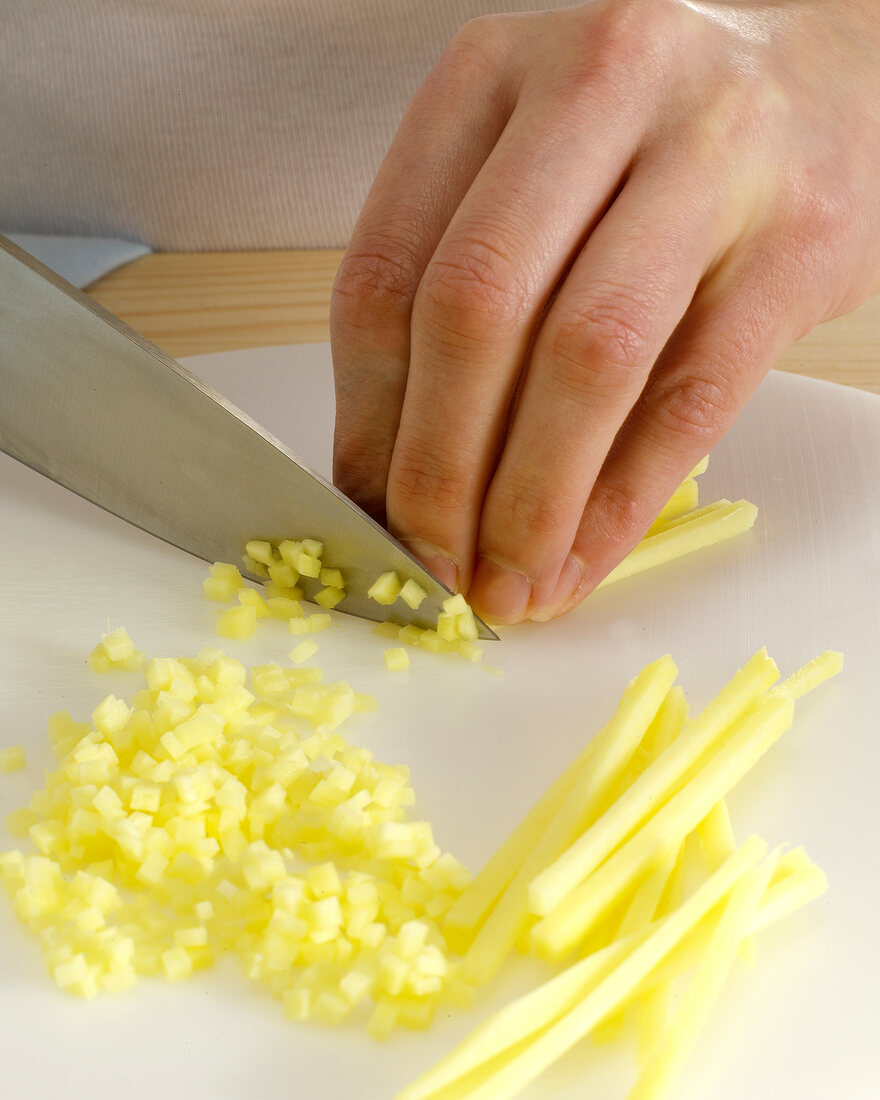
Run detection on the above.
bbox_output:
[447,15,512,75]
[587,481,649,549]
[546,290,655,399]
[789,184,857,256]
[491,475,578,543]
[331,241,417,345]
[390,449,470,520]
[419,237,531,342]
[652,368,735,441]
[333,427,392,484]
[552,0,679,99]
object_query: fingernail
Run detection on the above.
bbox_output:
[530,555,583,622]
[469,555,533,625]
[399,537,459,592]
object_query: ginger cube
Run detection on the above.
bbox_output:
[217,606,257,640]
[314,586,345,610]
[244,540,275,567]
[242,554,269,579]
[437,612,459,642]
[210,562,246,586]
[289,614,332,635]
[313,990,351,1026]
[88,627,145,672]
[295,551,322,578]
[237,589,270,618]
[398,625,424,647]
[399,579,428,610]
[339,966,375,1006]
[203,574,236,602]
[268,562,299,590]
[267,597,303,620]
[384,648,410,672]
[161,946,194,982]
[368,997,399,1041]
[5,808,37,836]
[319,567,345,589]
[368,571,402,606]
[283,986,312,1022]
[289,640,319,665]
[307,862,342,899]
[456,641,483,663]
[395,920,430,960]
[373,621,402,639]
[92,695,133,736]
[0,745,26,773]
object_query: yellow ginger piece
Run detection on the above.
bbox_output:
[88,628,145,673]
[217,606,258,640]
[289,614,332,635]
[237,589,270,618]
[203,562,246,602]
[268,562,299,590]
[267,597,304,621]
[314,587,345,610]
[244,540,275,567]
[290,640,319,665]
[0,746,26,774]
[0,641,467,1035]
[319,568,345,590]
[368,572,402,606]
[242,554,270,579]
[375,593,485,665]
[384,648,410,672]
[399,580,428,610]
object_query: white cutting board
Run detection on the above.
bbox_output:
[1,343,878,1100]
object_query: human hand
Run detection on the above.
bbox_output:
[330,0,880,624]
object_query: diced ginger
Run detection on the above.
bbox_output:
[399,580,428,610]
[268,562,298,590]
[244,540,275,567]
[237,589,270,618]
[289,614,332,635]
[441,594,469,616]
[161,946,194,982]
[242,554,269,579]
[295,551,322,579]
[267,597,304,620]
[290,640,319,665]
[373,621,402,640]
[368,572,402,606]
[88,627,146,673]
[384,648,410,672]
[210,562,246,585]
[217,606,258,640]
[314,586,345,610]
[203,576,237,602]
[92,695,132,736]
[0,746,27,774]
[0,625,467,1035]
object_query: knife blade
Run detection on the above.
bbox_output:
[0,235,497,640]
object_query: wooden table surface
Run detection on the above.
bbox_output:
[86,251,880,395]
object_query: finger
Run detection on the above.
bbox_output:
[541,251,808,619]
[330,19,519,531]
[386,70,651,592]
[465,159,732,624]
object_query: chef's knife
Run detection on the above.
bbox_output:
[0,235,496,639]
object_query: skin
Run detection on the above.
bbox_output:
[330,0,880,625]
